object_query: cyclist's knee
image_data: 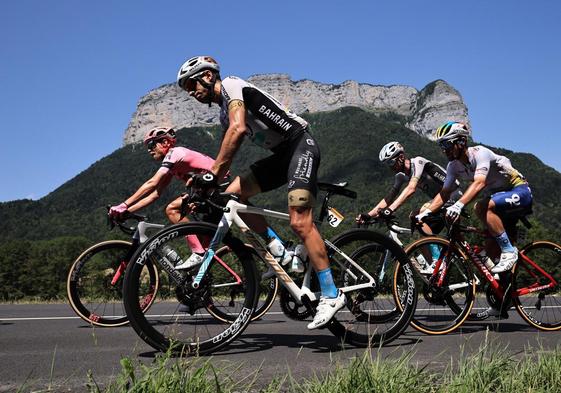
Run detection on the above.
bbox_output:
[288,189,315,208]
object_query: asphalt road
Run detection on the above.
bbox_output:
[1,303,559,392]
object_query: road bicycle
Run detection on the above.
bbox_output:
[122,182,417,355]
[67,212,276,327]
[394,211,561,334]
[66,214,163,327]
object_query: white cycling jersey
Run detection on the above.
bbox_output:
[443,146,526,195]
[392,156,460,198]
[219,76,308,150]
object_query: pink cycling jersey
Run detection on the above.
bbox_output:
[158,147,225,181]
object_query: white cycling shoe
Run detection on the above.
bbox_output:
[491,249,518,273]
[476,306,504,320]
[307,290,346,330]
[175,253,204,270]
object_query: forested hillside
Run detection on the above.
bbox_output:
[1,107,560,299]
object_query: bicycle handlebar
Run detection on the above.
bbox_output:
[106,206,147,235]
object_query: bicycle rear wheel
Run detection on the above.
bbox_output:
[326,229,416,347]
[205,245,279,323]
[397,237,475,335]
[123,222,258,355]
[67,240,158,327]
[513,241,561,330]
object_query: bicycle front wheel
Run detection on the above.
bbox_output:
[66,240,158,327]
[513,241,561,331]
[326,228,416,347]
[399,237,475,335]
[123,222,259,355]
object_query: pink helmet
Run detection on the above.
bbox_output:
[143,126,176,145]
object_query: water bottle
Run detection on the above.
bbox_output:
[290,244,307,273]
[478,250,495,270]
[161,245,183,266]
[267,237,292,265]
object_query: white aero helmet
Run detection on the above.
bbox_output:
[379,141,404,163]
[177,56,220,89]
[435,121,470,143]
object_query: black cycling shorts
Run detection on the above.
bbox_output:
[249,130,320,197]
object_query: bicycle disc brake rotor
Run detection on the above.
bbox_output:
[422,283,447,306]
[175,278,212,315]
[279,286,312,320]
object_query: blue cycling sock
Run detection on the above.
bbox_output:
[317,268,338,298]
[495,232,516,253]
[428,244,441,261]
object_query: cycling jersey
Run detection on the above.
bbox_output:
[392,156,459,199]
[158,147,221,182]
[442,146,526,195]
[219,76,308,150]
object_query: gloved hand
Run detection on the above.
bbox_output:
[415,209,431,223]
[356,212,371,223]
[445,201,464,223]
[109,202,128,219]
[379,207,394,219]
[191,172,218,190]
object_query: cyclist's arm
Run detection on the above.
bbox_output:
[388,177,419,211]
[456,174,486,206]
[366,186,400,216]
[124,171,173,213]
[211,100,247,180]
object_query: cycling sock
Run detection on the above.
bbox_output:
[428,244,441,261]
[186,235,205,254]
[317,268,338,298]
[495,232,516,253]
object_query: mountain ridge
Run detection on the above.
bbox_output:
[123,75,469,145]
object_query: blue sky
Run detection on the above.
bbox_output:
[1,1,560,202]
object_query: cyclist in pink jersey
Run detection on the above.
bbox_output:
[109,126,224,269]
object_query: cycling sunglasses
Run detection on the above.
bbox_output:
[146,138,165,151]
[438,139,458,150]
[386,157,399,166]
[180,78,197,92]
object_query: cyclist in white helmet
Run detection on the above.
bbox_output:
[108,126,227,269]
[417,122,532,277]
[356,141,461,228]
[177,56,345,329]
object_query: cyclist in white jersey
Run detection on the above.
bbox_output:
[417,122,532,276]
[356,141,461,229]
[176,56,345,329]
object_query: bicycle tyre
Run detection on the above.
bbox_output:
[513,241,561,331]
[205,245,279,323]
[67,240,159,327]
[397,237,475,335]
[123,221,259,355]
[324,228,416,347]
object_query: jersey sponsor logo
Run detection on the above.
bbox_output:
[306,138,315,146]
[258,105,293,132]
[294,150,314,183]
[505,193,521,206]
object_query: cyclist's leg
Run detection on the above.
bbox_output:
[488,185,533,272]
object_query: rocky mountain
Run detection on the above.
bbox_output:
[123,75,469,145]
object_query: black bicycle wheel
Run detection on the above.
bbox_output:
[67,240,158,327]
[324,228,416,347]
[205,245,279,323]
[513,241,561,330]
[123,222,258,355]
[399,237,475,335]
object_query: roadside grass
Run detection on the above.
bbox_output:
[85,338,561,393]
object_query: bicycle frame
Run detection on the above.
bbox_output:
[192,198,377,304]
[109,221,165,286]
